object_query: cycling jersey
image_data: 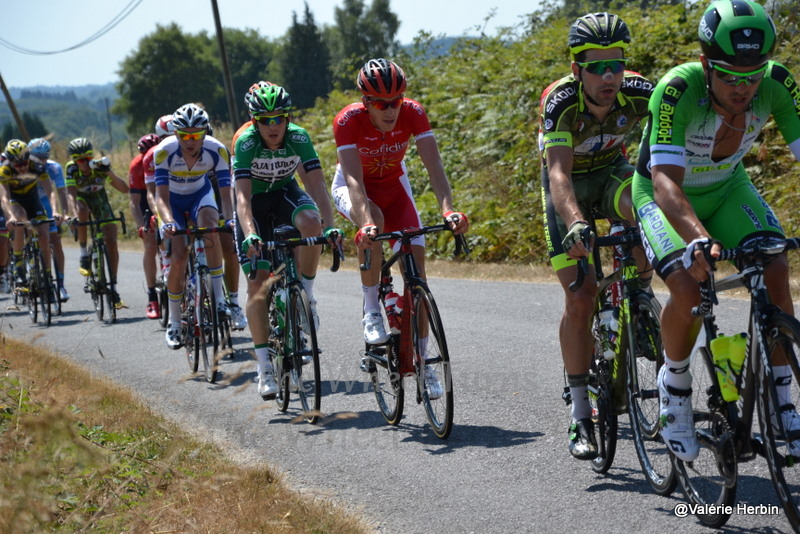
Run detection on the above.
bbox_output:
[539,71,653,172]
[65,161,113,195]
[635,61,800,187]
[333,98,434,184]
[233,122,321,195]
[37,160,65,232]
[153,135,231,195]
[143,145,158,186]
[128,153,146,191]
[0,160,50,195]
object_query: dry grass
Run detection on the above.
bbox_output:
[0,336,371,534]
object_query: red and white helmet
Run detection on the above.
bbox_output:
[154,114,175,138]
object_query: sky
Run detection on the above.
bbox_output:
[1,0,538,89]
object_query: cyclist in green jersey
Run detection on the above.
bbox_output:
[233,84,341,398]
[539,12,654,460]
[632,0,800,462]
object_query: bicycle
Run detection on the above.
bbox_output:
[73,212,127,325]
[566,221,674,492]
[11,219,55,326]
[250,224,343,424]
[360,221,468,440]
[169,224,233,384]
[668,236,800,530]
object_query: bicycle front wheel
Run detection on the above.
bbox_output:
[197,270,218,384]
[759,312,800,531]
[157,277,169,328]
[50,247,61,316]
[36,250,51,327]
[182,287,199,373]
[98,243,116,324]
[411,283,453,440]
[627,292,676,495]
[288,284,321,423]
[673,344,737,529]
[26,253,38,324]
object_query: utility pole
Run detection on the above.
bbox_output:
[210,0,239,127]
[0,71,30,141]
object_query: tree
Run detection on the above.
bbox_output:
[278,3,332,109]
[113,24,222,134]
[1,112,47,146]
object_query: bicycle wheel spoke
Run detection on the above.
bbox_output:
[289,285,321,423]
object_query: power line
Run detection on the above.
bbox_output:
[0,0,144,56]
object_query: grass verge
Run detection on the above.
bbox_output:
[0,335,370,533]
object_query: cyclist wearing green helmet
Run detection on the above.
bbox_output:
[234,83,341,398]
[540,12,654,461]
[632,0,800,462]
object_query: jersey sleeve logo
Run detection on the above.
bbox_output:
[155,150,168,165]
[218,147,230,163]
[240,138,256,152]
[290,133,309,144]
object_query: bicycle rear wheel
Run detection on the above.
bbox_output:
[197,270,218,383]
[99,244,115,324]
[758,312,800,531]
[50,246,61,316]
[26,252,38,324]
[182,287,199,373]
[673,344,737,529]
[588,286,618,473]
[627,292,676,495]
[411,283,453,440]
[36,250,51,326]
[157,277,169,328]
[288,284,321,423]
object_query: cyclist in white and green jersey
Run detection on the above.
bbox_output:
[233,84,340,398]
[632,0,800,462]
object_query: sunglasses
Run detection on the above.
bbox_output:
[577,59,627,75]
[175,129,206,141]
[255,113,289,126]
[366,96,404,110]
[709,61,767,86]
[72,153,93,162]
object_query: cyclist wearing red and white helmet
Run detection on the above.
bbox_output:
[129,133,161,319]
[332,58,469,350]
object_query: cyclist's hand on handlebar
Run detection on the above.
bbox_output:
[561,220,594,259]
[323,226,344,247]
[242,233,262,257]
[355,225,378,250]
[443,211,469,234]
[682,237,722,282]
[160,222,176,236]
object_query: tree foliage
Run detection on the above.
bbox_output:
[279,4,332,109]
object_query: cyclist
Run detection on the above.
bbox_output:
[144,115,176,284]
[539,12,654,460]
[29,138,70,302]
[632,0,800,462]
[0,140,53,287]
[234,83,341,397]
[331,58,468,399]
[129,133,161,319]
[65,137,130,309]
[155,103,233,350]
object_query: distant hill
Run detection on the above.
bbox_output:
[1,83,118,103]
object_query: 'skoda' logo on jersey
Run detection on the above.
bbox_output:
[545,86,576,114]
[155,150,168,165]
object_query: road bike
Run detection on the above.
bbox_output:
[250,224,343,424]
[73,213,127,325]
[566,221,674,492]
[170,224,233,384]
[360,221,468,440]
[12,219,55,326]
[669,236,800,530]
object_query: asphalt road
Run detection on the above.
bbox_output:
[1,245,795,533]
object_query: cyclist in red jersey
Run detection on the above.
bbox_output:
[332,58,468,351]
[129,133,161,318]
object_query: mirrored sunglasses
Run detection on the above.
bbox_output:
[367,96,404,110]
[709,61,767,86]
[72,153,93,162]
[175,129,206,141]
[255,113,289,126]
[577,59,627,75]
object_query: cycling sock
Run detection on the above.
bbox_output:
[167,290,182,324]
[567,373,592,420]
[663,352,692,390]
[775,365,793,408]
[254,343,271,374]
[210,265,225,304]
[229,291,239,306]
[362,284,381,312]
[80,245,88,257]
[302,275,315,300]
[148,287,157,302]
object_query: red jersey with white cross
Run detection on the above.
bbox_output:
[333,98,434,184]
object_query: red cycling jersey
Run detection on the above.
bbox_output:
[142,145,158,185]
[333,99,433,184]
[128,153,145,190]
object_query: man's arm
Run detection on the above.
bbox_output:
[155,184,174,226]
[297,167,335,230]
[545,145,583,227]
[416,135,468,233]
[339,148,373,228]
[106,170,129,194]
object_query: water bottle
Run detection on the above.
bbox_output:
[598,304,619,360]
[384,291,402,334]
[710,333,747,402]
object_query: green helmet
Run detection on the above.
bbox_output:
[699,0,776,66]
[245,85,292,117]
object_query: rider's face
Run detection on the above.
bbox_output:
[702,55,764,116]
[573,48,625,108]
[363,96,403,132]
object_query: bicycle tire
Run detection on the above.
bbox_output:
[91,247,104,322]
[268,284,291,411]
[26,249,38,325]
[36,249,51,327]
[627,292,676,495]
[758,312,800,531]
[673,344,737,529]
[50,245,61,316]
[182,284,199,373]
[411,283,453,440]
[287,284,321,423]
[157,277,169,328]
[196,270,218,383]
[371,292,404,426]
[99,243,116,325]
[589,284,618,473]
